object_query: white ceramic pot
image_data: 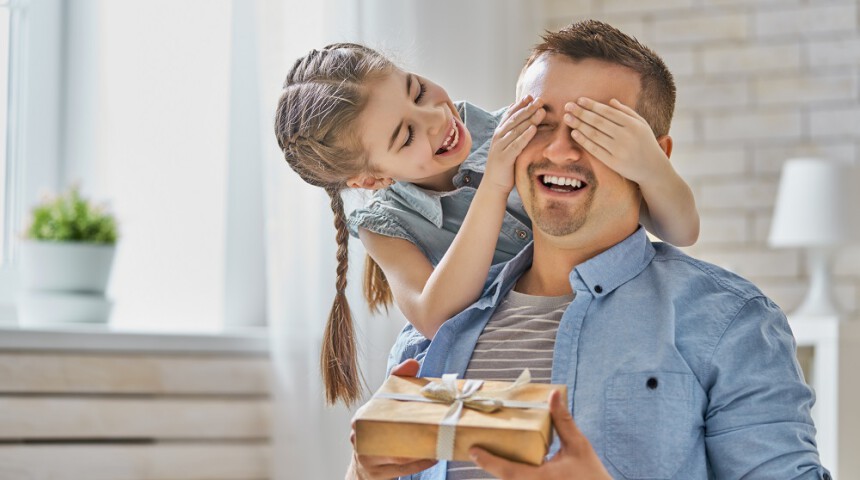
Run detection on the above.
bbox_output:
[18,290,113,325]
[19,241,116,293]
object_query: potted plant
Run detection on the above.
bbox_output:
[18,186,119,325]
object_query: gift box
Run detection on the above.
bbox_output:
[353,370,566,466]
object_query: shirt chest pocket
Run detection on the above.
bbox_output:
[604,372,700,479]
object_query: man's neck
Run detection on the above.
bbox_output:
[515,224,639,296]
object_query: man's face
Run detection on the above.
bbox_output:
[516,55,643,240]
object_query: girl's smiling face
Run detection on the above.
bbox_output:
[350,69,473,191]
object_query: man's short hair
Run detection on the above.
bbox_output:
[523,20,676,137]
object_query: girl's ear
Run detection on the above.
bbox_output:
[346,174,393,191]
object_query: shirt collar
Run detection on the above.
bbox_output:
[459,137,490,174]
[383,147,486,230]
[479,242,533,306]
[480,226,655,303]
[456,103,503,176]
[571,226,655,297]
[420,228,654,380]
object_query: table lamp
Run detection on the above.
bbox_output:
[769,158,860,317]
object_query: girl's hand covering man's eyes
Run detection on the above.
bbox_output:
[563,97,669,187]
[483,95,546,193]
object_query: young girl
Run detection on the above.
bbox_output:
[274,43,699,405]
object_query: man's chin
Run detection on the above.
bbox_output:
[532,212,587,238]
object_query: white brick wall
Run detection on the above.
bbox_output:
[699,179,780,210]
[542,0,860,317]
[697,213,749,246]
[807,37,860,67]
[676,78,750,110]
[703,110,802,142]
[754,73,858,106]
[836,246,860,276]
[673,147,747,179]
[811,107,860,137]
[659,48,698,78]
[654,13,749,45]
[600,0,693,15]
[755,4,858,38]
[702,43,803,75]
[752,143,856,174]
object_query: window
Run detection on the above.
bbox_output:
[0,1,266,330]
[1,0,12,266]
[0,0,27,321]
[61,1,265,331]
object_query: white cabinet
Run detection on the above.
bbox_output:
[0,328,272,480]
[788,315,860,479]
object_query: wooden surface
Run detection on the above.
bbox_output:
[0,397,270,439]
[0,350,272,480]
[0,444,270,480]
[0,352,270,394]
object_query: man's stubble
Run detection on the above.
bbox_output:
[524,161,598,237]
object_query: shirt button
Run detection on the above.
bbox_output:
[594,285,603,294]
[647,377,658,390]
[463,174,471,184]
[516,229,528,239]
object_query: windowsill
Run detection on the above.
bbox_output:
[0,321,270,354]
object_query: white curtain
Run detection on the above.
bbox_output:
[256,2,543,478]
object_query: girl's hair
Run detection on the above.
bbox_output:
[274,43,396,405]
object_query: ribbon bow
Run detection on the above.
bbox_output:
[423,369,533,460]
[420,368,533,413]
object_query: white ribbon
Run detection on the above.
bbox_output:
[374,369,547,461]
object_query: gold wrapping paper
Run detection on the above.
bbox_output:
[354,374,567,466]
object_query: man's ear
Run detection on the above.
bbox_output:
[656,135,673,159]
[346,174,392,191]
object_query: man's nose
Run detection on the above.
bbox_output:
[542,127,584,163]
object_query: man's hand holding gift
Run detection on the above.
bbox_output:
[348,360,438,480]
[347,359,611,480]
[470,389,611,480]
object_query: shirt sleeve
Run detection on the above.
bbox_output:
[347,204,419,245]
[704,296,831,479]
[386,323,431,375]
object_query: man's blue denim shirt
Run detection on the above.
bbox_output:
[389,227,830,479]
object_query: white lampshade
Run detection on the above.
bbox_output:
[769,158,860,247]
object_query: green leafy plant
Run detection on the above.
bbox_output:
[25,186,118,244]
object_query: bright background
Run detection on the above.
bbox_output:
[1,0,859,478]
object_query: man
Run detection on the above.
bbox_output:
[351,20,829,479]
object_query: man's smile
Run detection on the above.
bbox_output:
[528,163,597,201]
[538,174,588,194]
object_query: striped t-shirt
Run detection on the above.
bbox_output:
[446,289,573,480]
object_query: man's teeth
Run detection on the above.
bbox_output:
[542,175,583,188]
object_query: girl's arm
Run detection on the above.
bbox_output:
[360,96,545,340]
[637,164,699,247]
[359,177,508,339]
[563,97,700,246]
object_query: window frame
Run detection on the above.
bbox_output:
[0,0,30,321]
[0,1,267,329]
[0,0,91,322]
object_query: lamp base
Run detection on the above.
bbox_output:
[792,248,840,318]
